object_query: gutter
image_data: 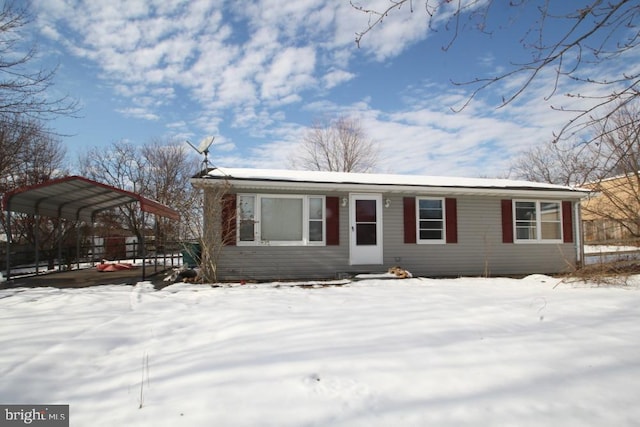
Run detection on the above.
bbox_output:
[575,199,584,267]
[191,176,589,199]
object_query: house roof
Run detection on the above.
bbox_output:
[193,167,589,198]
[2,176,180,222]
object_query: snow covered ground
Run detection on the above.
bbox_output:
[584,244,640,254]
[1,276,640,426]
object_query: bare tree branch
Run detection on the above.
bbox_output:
[511,101,640,242]
[0,1,78,121]
[290,116,379,172]
[79,139,200,254]
[352,1,640,143]
[0,118,68,263]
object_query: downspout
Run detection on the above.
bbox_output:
[574,200,583,268]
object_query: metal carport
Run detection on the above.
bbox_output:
[3,175,180,281]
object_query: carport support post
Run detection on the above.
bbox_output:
[90,216,96,266]
[5,207,11,281]
[154,215,158,275]
[76,221,81,271]
[141,211,146,281]
[57,219,63,272]
[34,214,40,275]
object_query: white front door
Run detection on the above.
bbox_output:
[349,194,383,265]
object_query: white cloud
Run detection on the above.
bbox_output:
[31,0,635,180]
[259,47,317,102]
[166,120,187,129]
[245,76,595,178]
[323,69,355,89]
[32,0,358,138]
[116,107,160,121]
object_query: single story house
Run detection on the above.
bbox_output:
[191,167,589,281]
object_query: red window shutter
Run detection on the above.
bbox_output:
[326,197,340,245]
[445,198,458,243]
[404,197,416,244]
[562,201,574,243]
[221,194,237,246]
[501,199,513,243]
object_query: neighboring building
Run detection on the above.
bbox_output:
[89,235,144,260]
[191,168,588,281]
[581,174,640,243]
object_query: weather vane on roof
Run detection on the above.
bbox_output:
[186,136,215,173]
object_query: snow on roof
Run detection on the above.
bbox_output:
[201,167,587,194]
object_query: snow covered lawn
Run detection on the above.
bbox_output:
[1,276,639,426]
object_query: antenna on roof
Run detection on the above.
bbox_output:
[186,136,215,173]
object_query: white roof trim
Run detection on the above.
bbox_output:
[193,167,589,198]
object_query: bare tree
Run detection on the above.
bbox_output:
[0,116,67,193]
[80,141,149,254]
[0,115,41,190]
[581,103,640,241]
[194,180,235,283]
[512,102,640,184]
[80,139,200,255]
[509,139,602,187]
[0,122,69,268]
[352,1,640,145]
[141,139,201,243]
[0,3,79,271]
[0,1,77,121]
[594,103,640,177]
[291,116,378,172]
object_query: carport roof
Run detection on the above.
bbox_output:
[2,176,180,222]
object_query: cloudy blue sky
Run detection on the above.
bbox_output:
[28,0,635,178]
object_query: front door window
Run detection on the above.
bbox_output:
[355,199,377,245]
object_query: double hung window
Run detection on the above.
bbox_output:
[514,200,562,242]
[417,197,445,243]
[238,195,325,245]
